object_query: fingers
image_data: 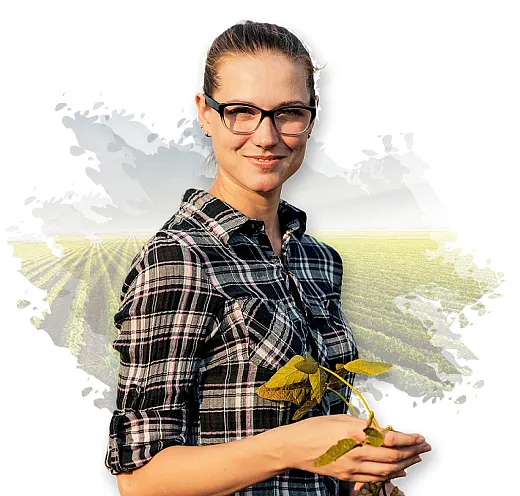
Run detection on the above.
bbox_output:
[342,442,429,482]
[355,442,431,464]
[382,430,426,448]
[334,415,428,449]
[353,455,422,481]
[348,471,407,483]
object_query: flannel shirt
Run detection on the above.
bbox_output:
[105,187,358,495]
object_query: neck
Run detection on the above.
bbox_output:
[207,171,282,238]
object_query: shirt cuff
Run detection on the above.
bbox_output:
[105,408,188,475]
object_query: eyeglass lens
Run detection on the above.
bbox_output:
[223,105,312,134]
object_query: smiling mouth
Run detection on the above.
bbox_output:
[245,155,285,160]
[245,156,283,168]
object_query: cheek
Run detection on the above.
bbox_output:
[285,135,306,149]
[212,137,250,172]
[213,134,246,156]
[233,137,251,150]
[220,135,250,152]
[286,137,308,160]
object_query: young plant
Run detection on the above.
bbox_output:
[256,353,400,496]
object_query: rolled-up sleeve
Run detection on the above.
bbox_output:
[104,234,219,475]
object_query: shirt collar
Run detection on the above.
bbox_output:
[178,188,307,245]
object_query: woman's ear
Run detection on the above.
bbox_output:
[195,92,212,135]
[308,95,319,139]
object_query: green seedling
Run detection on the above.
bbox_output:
[256,354,399,496]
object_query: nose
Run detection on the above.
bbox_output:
[251,114,280,148]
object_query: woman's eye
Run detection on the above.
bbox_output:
[278,108,305,117]
[228,107,256,115]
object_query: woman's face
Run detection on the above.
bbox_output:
[196,53,316,196]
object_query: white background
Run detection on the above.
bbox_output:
[1,1,519,494]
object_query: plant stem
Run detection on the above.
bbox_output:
[326,386,360,417]
[381,482,388,496]
[319,365,380,428]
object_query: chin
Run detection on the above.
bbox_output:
[244,168,294,192]
[243,177,282,194]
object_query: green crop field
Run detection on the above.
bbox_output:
[10,231,502,409]
[318,231,502,404]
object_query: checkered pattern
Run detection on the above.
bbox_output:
[105,188,358,495]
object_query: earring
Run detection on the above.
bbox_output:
[200,124,211,137]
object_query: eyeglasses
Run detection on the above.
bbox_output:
[204,93,316,136]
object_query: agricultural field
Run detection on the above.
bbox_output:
[10,231,502,410]
[320,231,502,404]
[11,234,148,410]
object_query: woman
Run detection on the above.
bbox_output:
[104,21,430,496]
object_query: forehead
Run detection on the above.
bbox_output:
[213,53,310,105]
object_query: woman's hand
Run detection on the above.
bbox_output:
[280,414,431,484]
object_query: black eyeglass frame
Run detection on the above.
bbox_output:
[203,93,317,136]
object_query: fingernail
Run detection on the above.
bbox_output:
[415,436,425,444]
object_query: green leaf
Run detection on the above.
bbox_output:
[369,482,378,492]
[264,355,309,388]
[294,352,319,374]
[327,364,350,389]
[310,368,328,403]
[344,359,392,376]
[364,427,384,447]
[390,486,399,496]
[256,382,312,406]
[314,438,360,467]
[292,397,318,420]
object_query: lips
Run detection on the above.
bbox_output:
[246,156,283,168]
[245,156,285,160]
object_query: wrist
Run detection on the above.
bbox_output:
[265,422,298,473]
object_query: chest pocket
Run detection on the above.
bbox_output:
[306,296,358,369]
[233,297,310,372]
[205,296,357,375]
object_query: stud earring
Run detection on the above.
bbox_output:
[200,124,211,137]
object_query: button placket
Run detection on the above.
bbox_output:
[279,231,324,366]
[256,225,308,321]
[280,230,308,322]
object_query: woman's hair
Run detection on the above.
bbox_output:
[201,20,322,174]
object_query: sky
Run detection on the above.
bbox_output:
[1,1,519,494]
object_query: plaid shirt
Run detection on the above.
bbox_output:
[105,188,358,495]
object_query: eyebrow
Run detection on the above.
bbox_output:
[224,99,308,107]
